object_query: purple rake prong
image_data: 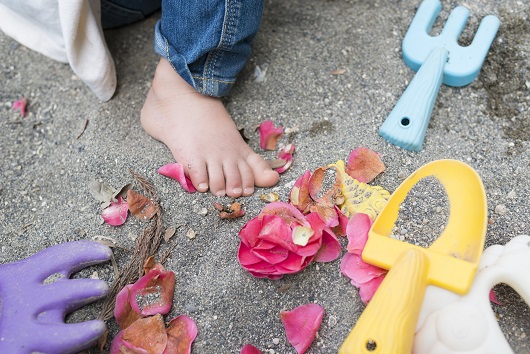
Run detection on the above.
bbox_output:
[0,240,112,354]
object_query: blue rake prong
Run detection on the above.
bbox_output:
[379,0,500,151]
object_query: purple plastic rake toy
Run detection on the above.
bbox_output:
[0,240,112,354]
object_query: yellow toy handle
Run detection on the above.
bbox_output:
[338,248,429,354]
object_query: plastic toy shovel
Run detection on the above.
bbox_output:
[378,0,500,151]
[339,159,487,353]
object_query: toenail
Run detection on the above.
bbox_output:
[216,190,226,197]
[198,183,208,191]
[244,188,254,195]
[233,188,242,195]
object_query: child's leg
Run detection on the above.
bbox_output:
[141,0,279,198]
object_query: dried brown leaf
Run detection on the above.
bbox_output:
[164,227,176,242]
[127,189,158,222]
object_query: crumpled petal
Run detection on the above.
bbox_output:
[258,120,283,150]
[346,213,372,255]
[346,147,386,183]
[241,344,262,354]
[158,163,197,193]
[260,202,311,229]
[12,97,27,117]
[110,314,167,354]
[340,252,386,284]
[314,228,342,262]
[101,196,128,226]
[280,303,324,354]
[275,144,295,173]
[164,315,198,354]
[127,189,158,221]
[332,206,349,237]
[289,170,312,213]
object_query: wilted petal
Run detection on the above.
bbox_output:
[340,252,386,284]
[214,202,245,219]
[12,97,27,117]
[314,229,341,262]
[357,275,385,304]
[164,315,198,354]
[110,330,148,354]
[289,170,312,212]
[158,163,197,193]
[124,315,167,353]
[101,196,128,226]
[128,266,176,317]
[241,344,262,354]
[275,144,295,173]
[115,286,142,329]
[346,147,386,183]
[490,289,502,305]
[331,206,349,237]
[260,202,310,229]
[281,303,324,354]
[346,213,372,255]
[259,120,283,150]
[127,189,158,221]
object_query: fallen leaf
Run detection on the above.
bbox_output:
[101,197,128,226]
[127,190,158,222]
[213,202,245,219]
[258,120,283,150]
[164,227,176,242]
[330,69,346,75]
[12,97,27,117]
[158,163,197,193]
[89,180,117,204]
[281,304,324,354]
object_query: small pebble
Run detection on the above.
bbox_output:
[494,204,508,216]
[272,338,280,345]
[186,228,196,239]
[398,171,407,179]
[507,190,517,199]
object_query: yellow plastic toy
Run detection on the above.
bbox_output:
[339,159,487,354]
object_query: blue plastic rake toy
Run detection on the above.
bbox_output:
[379,0,500,151]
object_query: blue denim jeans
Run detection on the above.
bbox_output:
[101,0,162,29]
[154,0,265,97]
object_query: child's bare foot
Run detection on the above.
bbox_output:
[141,58,279,197]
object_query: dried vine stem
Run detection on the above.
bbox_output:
[98,171,164,321]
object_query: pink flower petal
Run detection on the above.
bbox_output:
[314,228,342,262]
[158,163,197,193]
[259,120,283,150]
[164,315,198,354]
[331,206,349,237]
[346,213,372,255]
[110,330,148,354]
[340,252,386,284]
[357,274,385,304]
[241,344,262,354]
[12,97,27,117]
[101,196,129,226]
[281,303,324,354]
[275,144,295,173]
[130,267,175,317]
[346,147,386,183]
[260,202,311,229]
[490,289,502,305]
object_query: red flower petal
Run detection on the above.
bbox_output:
[281,303,324,354]
[346,147,386,183]
[490,289,502,305]
[340,252,386,284]
[12,97,27,117]
[357,274,385,304]
[114,286,142,329]
[275,144,295,173]
[164,315,198,354]
[259,120,283,150]
[101,196,129,226]
[346,213,372,255]
[314,228,341,262]
[158,163,197,193]
[241,344,262,354]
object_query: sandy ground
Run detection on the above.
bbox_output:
[1,0,529,353]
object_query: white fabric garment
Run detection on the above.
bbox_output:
[0,0,116,101]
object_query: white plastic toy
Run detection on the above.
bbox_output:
[414,235,530,354]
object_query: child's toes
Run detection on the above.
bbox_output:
[247,153,279,188]
[188,161,209,193]
[238,162,255,196]
[208,164,226,197]
[224,162,244,198]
